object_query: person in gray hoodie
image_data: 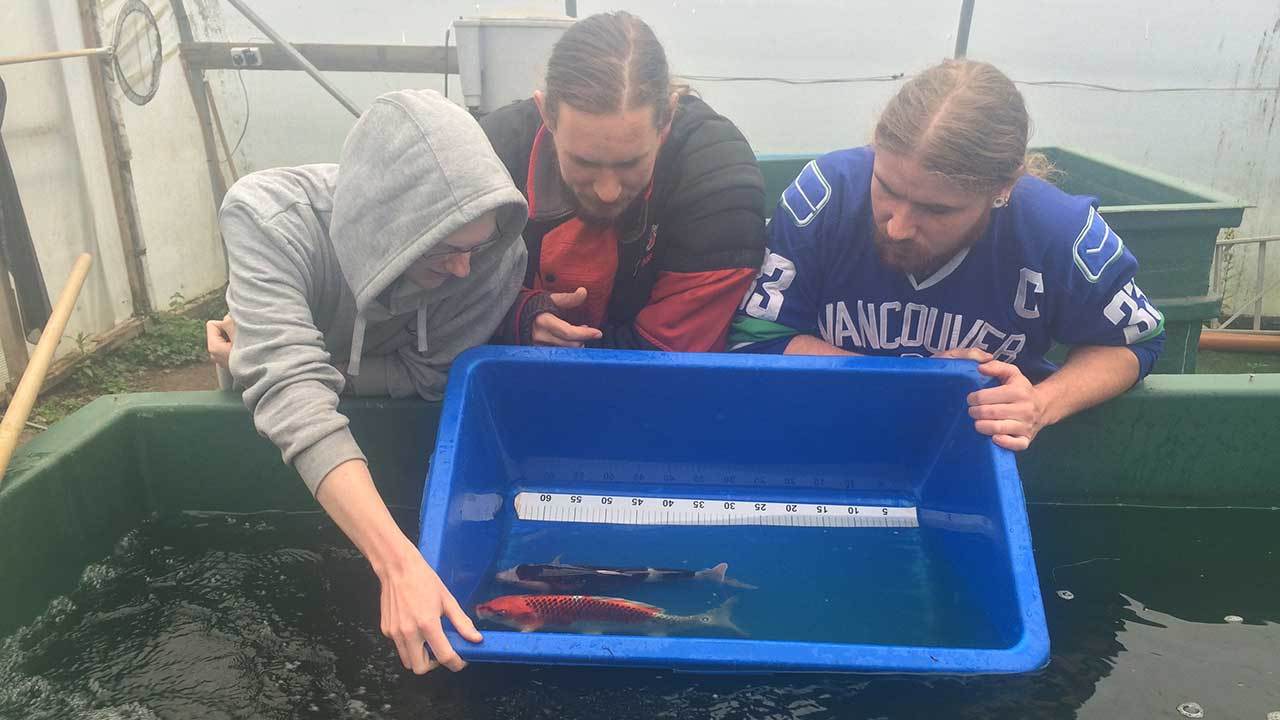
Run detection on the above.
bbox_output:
[211,89,526,675]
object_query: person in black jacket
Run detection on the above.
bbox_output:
[484,11,766,352]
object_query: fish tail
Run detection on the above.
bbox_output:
[707,596,747,637]
[695,563,758,590]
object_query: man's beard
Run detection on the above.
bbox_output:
[874,225,979,277]
[568,184,635,227]
[874,233,933,275]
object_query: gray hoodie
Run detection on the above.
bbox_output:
[220,89,527,495]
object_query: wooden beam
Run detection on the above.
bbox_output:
[79,0,152,314]
[180,42,457,74]
[204,79,239,183]
[0,245,29,389]
[169,0,231,211]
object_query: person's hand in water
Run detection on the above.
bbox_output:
[206,313,236,368]
[531,287,603,347]
[378,544,483,674]
[314,459,482,674]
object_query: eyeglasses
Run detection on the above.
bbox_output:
[419,227,504,262]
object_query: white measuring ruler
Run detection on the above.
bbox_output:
[514,492,918,528]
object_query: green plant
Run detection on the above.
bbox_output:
[67,331,95,356]
[1215,229,1243,321]
[116,313,208,368]
[70,355,130,395]
[30,304,213,429]
[29,396,84,427]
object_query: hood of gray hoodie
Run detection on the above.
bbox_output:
[328,89,528,374]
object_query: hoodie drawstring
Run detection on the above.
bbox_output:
[347,314,367,376]
[347,307,427,377]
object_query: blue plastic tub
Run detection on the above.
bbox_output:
[419,347,1048,673]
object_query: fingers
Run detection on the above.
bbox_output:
[205,320,227,350]
[410,637,440,675]
[422,619,466,673]
[976,360,1025,383]
[973,418,1032,438]
[992,434,1031,452]
[935,348,994,362]
[532,314,602,347]
[968,384,1033,406]
[550,285,588,308]
[378,557,480,676]
[205,319,232,367]
[390,620,438,675]
[381,593,411,671]
[968,402,1027,421]
[531,327,587,347]
[444,592,484,644]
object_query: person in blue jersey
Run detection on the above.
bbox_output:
[730,59,1164,451]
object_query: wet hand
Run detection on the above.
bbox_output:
[531,287,603,348]
[205,314,235,368]
[967,360,1046,451]
[379,547,482,674]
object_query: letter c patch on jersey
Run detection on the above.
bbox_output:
[1014,268,1044,319]
[782,161,832,227]
[1072,207,1124,283]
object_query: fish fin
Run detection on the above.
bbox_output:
[707,596,747,638]
[599,597,664,613]
[596,570,629,576]
[695,562,728,584]
[695,563,758,590]
[551,554,564,566]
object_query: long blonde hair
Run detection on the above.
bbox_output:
[875,59,1054,193]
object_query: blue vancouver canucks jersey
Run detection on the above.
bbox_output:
[730,146,1164,382]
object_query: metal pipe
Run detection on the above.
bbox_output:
[1217,272,1280,330]
[1211,244,1222,328]
[1200,330,1280,353]
[1215,233,1280,248]
[1254,242,1267,331]
[223,0,362,118]
[0,47,111,67]
[954,0,975,58]
[1203,328,1280,335]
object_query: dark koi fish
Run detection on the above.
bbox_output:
[495,559,757,593]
